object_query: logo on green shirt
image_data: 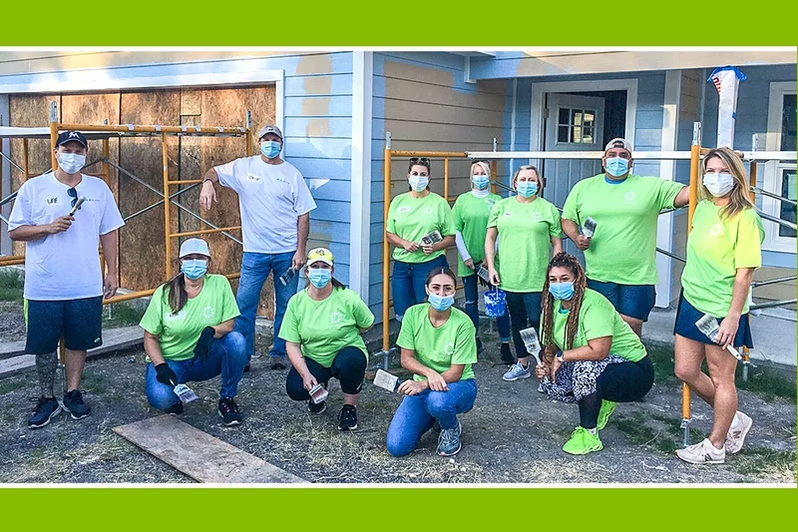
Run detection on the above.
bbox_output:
[709,224,724,237]
[398,206,410,213]
[202,306,215,320]
[442,342,455,356]
[329,311,343,325]
[624,191,636,201]
[531,211,542,221]
[423,207,432,214]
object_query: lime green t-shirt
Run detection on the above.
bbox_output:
[486,196,562,292]
[278,287,374,367]
[681,201,764,318]
[543,289,647,362]
[139,274,240,361]
[562,174,684,285]
[452,191,502,277]
[396,304,477,382]
[387,192,455,264]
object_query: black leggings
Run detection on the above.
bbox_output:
[579,356,654,429]
[286,346,367,400]
[505,291,542,360]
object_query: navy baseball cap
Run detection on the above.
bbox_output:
[56,131,88,148]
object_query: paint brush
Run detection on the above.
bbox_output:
[582,217,597,238]
[173,383,199,403]
[372,369,401,392]
[519,327,542,366]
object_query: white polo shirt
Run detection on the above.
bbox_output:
[8,173,125,301]
[214,156,317,254]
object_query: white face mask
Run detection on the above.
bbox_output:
[58,153,86,175]
[408,175,429,191]
[703,172,735,197]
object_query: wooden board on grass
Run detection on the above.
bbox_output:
[112,415,306,484]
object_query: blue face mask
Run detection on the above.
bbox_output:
[260,140,282,159]
[181,259,208,280]
[428,292,455,312]
[308,268,332,289]
[549,282,574,301]
[605,156,629,178]
[516,181,538,198]
[471,175,490,190]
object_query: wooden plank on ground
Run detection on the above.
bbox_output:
[113,415,306,484]
[0,326,143,376]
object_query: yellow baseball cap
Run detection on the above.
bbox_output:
[307,247,334,267]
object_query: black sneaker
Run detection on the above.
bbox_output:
[307,399,326,414]
[63,390,91,420]
[269,356,287,370]
[28,396,62,429]
[338,404,358,431]
[218,398,242,426]
[500,342,515,365]
[475,337,484,356]
[164,401,183,416]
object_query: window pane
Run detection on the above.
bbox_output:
[584,112,595,126]
[583,127,593,144]
[782,94,796,152]
[558,125,569,143]
[573,126,582,143]
[573,112,582,126]
[779,168,797,238]
[559,108,570,125]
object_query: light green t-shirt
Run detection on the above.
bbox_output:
[387,192,455,264]
[278,287,374,367]
[682,201,764,318]
[543,289,647,362]
[486,196,562,292]
[396,304,477,382]
[452,191,502,277]
[139,274,240,361]
[562,173,684,285]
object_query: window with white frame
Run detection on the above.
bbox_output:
[763,84,797,252]
[556,107,597,144]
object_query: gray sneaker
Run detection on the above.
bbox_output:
[502,362,531,382]
[437,421,462,457]
[725,411,753,455]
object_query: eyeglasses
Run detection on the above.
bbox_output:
[67,187,81,211]
[409,157,430,165]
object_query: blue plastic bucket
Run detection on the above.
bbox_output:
[484,287,506,318]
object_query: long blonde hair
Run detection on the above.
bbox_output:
[700,147,755,220]
[470,161,491,178]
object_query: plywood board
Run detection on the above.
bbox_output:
[119,89,181,291]
[113,415,306,484]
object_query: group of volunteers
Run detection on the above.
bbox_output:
[10,126,761,465]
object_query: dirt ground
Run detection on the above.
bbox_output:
[0,310,795,485]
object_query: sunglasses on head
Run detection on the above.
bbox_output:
[67,187,81,210]
[409,157,430,165]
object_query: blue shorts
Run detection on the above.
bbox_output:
[587,279,656,322]
[673,293,753,348]
[25,297,103,354]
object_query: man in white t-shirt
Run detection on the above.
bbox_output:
[9,131,125,429]
[199,124,316,369]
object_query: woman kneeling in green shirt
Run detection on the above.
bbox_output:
[386,267,478,458]
[279,248,375,431]
[536,252,654,455]
[140,238,246,426]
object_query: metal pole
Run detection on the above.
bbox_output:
[752,186,797,206]
[444,157,450,203]
[382,132,392,358]
[162,133,172,278]
[682,121,702,448]
[123,183,200,222]
[751,275,797,288]
[750,298,797,310]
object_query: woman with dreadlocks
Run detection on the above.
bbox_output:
[535,252,654,455]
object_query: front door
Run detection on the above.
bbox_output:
[543,93,605,259]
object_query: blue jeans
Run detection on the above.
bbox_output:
[145,331,247,410]
[505,291,543,360]
[462,274,511,342]
[587,279,656,322]
[235,251,298,361]
[392,255,449,321]
[386,379,478,457]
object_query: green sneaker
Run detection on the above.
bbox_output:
[597,400,617,431]
[562,427,603,455]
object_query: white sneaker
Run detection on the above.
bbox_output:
[724,411,753,455]
[502,362,531,382]
[675,438,725,465]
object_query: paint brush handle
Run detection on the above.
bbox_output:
[726,344,742,361]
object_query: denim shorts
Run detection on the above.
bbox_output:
[673,293,753,348]
[25,296,103,354]
[586,279,656,322]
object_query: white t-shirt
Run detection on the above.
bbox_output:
[214,156,317,254]
[8,173,125,301]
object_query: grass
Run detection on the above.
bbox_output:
[0,380,24,396]
[614,411,705,455]
[731,447,797,483]
[0,270,23,302]
[645,341,796,401]
[102,303,145,328]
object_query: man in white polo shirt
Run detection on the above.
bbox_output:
[9,131,125,429]
[199,124,316,369]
